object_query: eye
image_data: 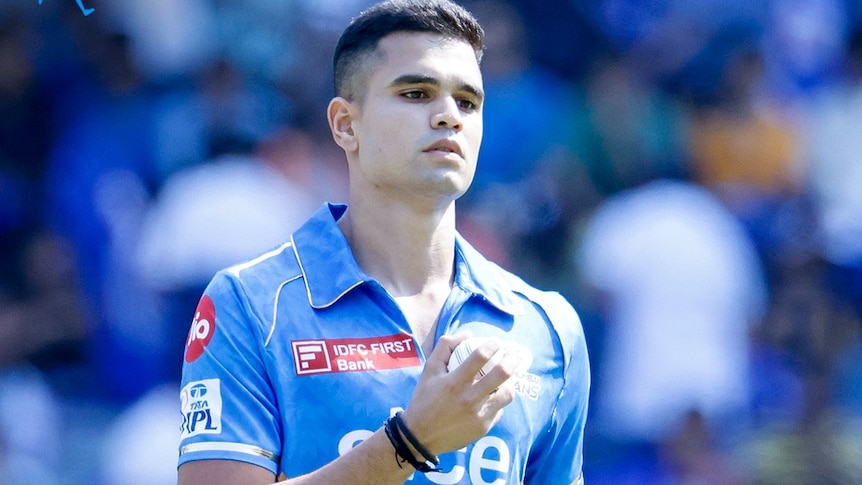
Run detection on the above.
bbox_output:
[401,90,427,100]
[457,98,478,111]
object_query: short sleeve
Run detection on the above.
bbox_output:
[523,292,591,485]
[177,271,282,474]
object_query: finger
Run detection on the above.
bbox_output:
[442,331,473,351]
[490,375,518,405]
[427,332,473,370]
[478,391,513,429]
[489,381,517,410]
[451,338,502,384]
[473,347,525,396]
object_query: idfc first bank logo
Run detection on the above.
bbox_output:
[39,0,95,16]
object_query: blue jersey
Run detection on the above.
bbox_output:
[178,203,589,485]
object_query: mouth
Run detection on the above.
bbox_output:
[423,139,464,158]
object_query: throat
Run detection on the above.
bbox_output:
[394,287,451,355]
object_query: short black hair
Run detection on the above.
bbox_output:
[333,0,484,100]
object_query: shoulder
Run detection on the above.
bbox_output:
[487,263,591,407]
[473,246,578,318]
[458,234,582,332]
[205,241,304,327]
[222,241,301,286]
[465,247,586,365]
[506,269,585,358]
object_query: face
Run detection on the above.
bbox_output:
[331,32,484,207]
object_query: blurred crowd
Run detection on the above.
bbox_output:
[2,0,862,484]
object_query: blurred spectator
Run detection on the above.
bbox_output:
[0,209,87,485]
[688,48,811,270]
[98,383,179,485]
[456,0,593,285]
[135,127,320,295]
[689,50,802,196]
[740,256,862,483]
[511,1,601,81]
[40,24,161,403]
[803,27,862,317]
[740,412,862,484]
[0,19,53,299]
[0,232,87,371]
[93,126,326,485]
[96,0,218,82]
[661,410,743,485]
[576,179,767,482]
[581,55,690,195]
[148,57,289,184]
[833,337,862,419]
[761,0,851,97]
[133,128,321,385]
[0,12,85,485]
[0,366,63,485]
[573,0,768,104]
[464,0,576,191]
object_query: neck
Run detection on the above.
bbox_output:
[339,197,457,297]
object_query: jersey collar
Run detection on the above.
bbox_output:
[453,233,523,315]
[291,203,366,309]
[292,202,521,315]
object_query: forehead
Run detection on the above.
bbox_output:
[368,32,483,89]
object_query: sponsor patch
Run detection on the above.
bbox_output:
[180,378,223,438]
[185,295,216,363]
[513,372,542,400]
[292,334,420,376]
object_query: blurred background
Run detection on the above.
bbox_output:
[2,0,862,483]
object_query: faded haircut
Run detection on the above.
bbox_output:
[333,0,485,101]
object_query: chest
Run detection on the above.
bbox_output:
[394,290,450,354]
[260,280,565,479]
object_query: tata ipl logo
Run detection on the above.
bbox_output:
[39,0,95,16]
[180,379,222,438]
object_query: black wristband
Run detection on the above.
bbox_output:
[392,412,441,469]
[383,416,408,469]
[383,413,442,473]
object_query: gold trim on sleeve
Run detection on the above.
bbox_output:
[180,442,279,463]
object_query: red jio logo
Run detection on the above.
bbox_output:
[185,295,216,363]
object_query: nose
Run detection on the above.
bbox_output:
[430,97,462,132]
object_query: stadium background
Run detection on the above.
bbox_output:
[1,0,861,483]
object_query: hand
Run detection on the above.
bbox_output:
[399,333,524,456]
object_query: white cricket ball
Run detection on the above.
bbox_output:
[447,337,533,376]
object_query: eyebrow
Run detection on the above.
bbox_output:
[389,74,484,100]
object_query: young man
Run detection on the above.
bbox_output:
[177,1,589,484]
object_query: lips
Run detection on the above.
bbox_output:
[423,139,463,158]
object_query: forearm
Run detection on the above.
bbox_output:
[275,427,416,485]
[178,427,417,485]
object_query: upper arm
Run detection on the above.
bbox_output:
[179,274,282,473]
[524,291,591,484]
[178,459,277,485]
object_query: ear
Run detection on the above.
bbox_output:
[327,97,359,154]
